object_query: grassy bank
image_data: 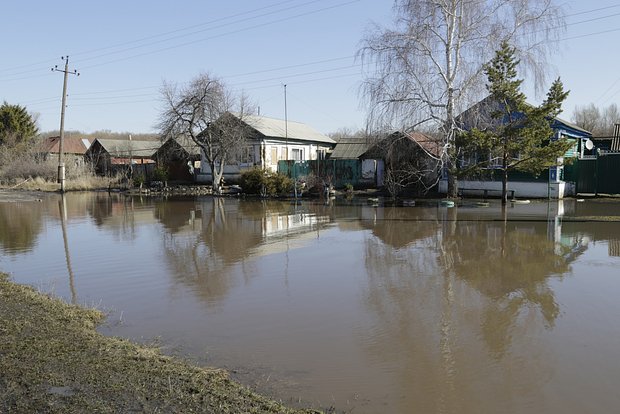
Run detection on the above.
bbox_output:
[1,176,117,192]
[0,273,318,413]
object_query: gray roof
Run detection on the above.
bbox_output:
[330,137,373,159]
[171,136,201,157]
[242,114,336,145]
[94,139,163,158]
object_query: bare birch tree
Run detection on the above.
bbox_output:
[158,73,255,194]
[358,0,565,197]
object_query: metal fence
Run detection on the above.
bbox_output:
[277,159,373,188]
[564,153,620,195]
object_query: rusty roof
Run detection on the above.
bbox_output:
[402,131,443,159]
[38,136,92,155]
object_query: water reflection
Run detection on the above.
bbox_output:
[58,195,77,304]
[160,198,333,306]
[0,200,43,254]
[2,194,620,414]
[360,203,583,412]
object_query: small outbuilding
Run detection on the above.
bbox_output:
[85,138,159,176]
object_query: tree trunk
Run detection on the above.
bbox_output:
[210,160,223,195]
[502,154,509,205]
[446,140,458,199]
[446,84,459,199]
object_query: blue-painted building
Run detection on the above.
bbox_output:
[440,96,592,199]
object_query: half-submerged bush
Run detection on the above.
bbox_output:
[240,168,293,196]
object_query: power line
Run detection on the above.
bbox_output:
[76,0,332,65]
[2,1,616,81]
[70,0,305,58]
[0,0,351,81]
[78,0,361,70]
[565,3,620,18]
[0,0,306,75]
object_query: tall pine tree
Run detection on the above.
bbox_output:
[460,42,572,204]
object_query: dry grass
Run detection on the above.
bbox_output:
[0,273,319,413]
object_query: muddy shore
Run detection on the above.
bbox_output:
[0,273,319,413]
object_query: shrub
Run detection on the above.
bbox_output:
[133,173,145,188]
[240,168,293,196]
[152,166,169,182]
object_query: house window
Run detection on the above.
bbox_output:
[292,148,304,161]
[271,147,278,165]
[237,146,254,164]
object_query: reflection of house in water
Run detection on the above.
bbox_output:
[610,240,620,256]
[197,199,333,259]
[262,207,330,240]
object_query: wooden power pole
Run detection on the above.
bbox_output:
[52,56,79,193]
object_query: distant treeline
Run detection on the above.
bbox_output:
[37,130,160,141]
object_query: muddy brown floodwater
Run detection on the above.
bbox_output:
[1,192,620,413]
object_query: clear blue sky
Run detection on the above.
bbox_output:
[2,0,619,135]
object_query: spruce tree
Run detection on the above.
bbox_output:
[461,41,573,204]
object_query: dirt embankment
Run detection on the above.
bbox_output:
[0,273,319,413]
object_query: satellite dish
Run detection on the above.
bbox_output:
[585,139,594,150]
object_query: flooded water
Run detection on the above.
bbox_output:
[1,192,620,413]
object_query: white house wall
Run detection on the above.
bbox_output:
[197,138,333,182]
[438,179,570,199]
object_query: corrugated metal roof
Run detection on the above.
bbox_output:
[242,114,336,144]
[95,139,162,158]
[38,136,90,155]
[403,131,443,159]
[173,136,201,156]
[330,138,373,159]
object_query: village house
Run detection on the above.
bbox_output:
[196,113,336,183]
[327,131,442,193]
[85,138,159,176]
[153,137,201,182]
[36,135,92,167]
[447,96,593,199]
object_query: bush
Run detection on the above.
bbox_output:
[240,168,293,196]
[152,166,169,182]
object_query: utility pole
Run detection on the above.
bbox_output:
[52,56,79,193]
[128,134,133,177]
[284,84,288,160]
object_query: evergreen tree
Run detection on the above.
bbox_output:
[0,102,39,147]
[460,42,572,204]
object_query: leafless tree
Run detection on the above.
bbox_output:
[601,104,620,135]
[571,103,600,134]
[358,0,565,197]
[158,73,255,194]
[572,103,620,136]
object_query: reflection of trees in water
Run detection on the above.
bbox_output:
[360,215,563,413]
[162,198,334,306]
[85,194,156,242]
[154,199,197,234]
[86,193,115,227]
[0,201,43,254]
[440,220,570,357]
[163,198,264,306]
